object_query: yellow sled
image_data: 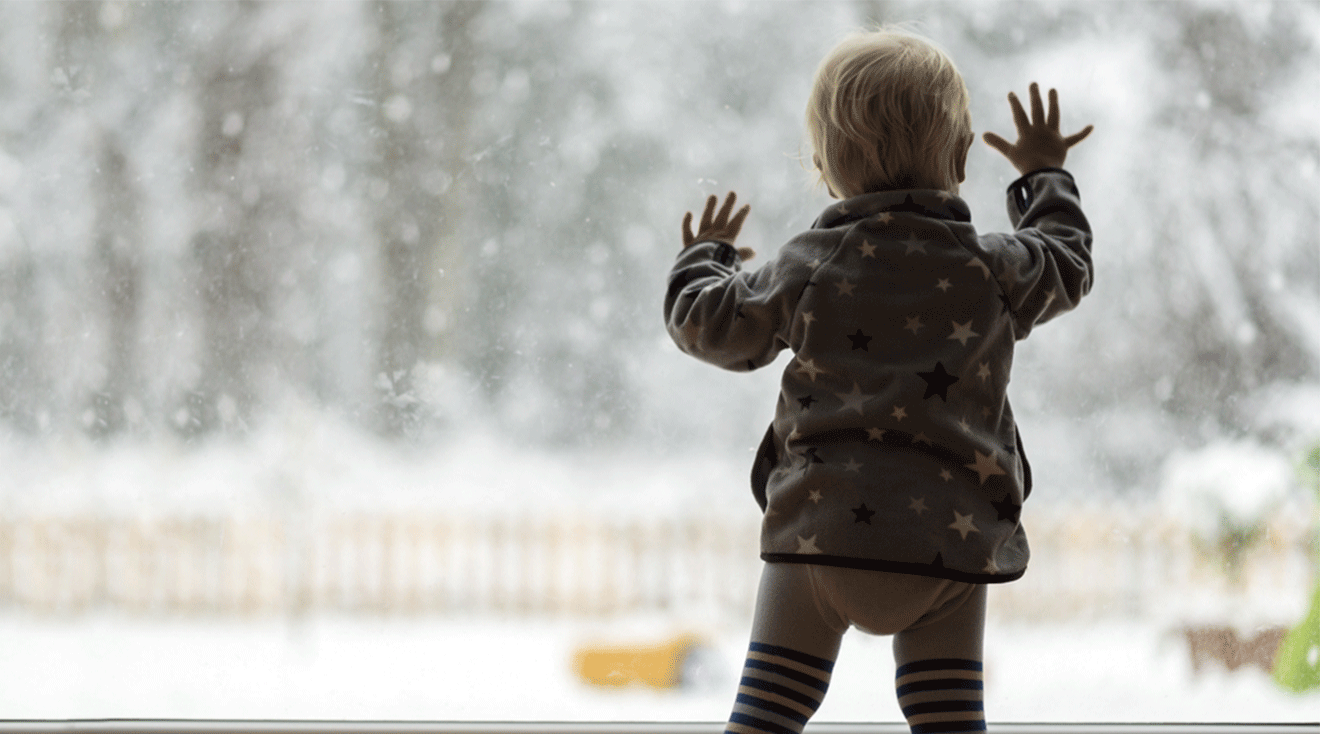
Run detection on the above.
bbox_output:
[572,633,707,689]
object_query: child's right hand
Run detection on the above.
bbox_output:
[983,82,1093,175]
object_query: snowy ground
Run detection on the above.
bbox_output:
[0,612,1314,723]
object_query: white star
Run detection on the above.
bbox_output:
[835,382,870,414]
[797,535,822,554]
[891,405,907,421]
[808,488,823,504]
[999,263,1022,287]
[908,496,929,515]
[835,278,856,296]
[802,311,817,327]
[876,212,894,224]
[903,315,925,334]
[935,191,954,202]
[795,358,826,381]
[966,257,991,280]
[867,427,887,442]
[939,468,953,482]
[965,450,1007,484]
[935,278,952,292]
[983,557,1000,574]
[913,432,932,445]
[842,457,863,473]
[903,233,927,255]
[809,259,822,269]
[858,240,877,258]
[948,320,980,346]
[977,363,991,382]
[958,417,972,432]
[949,511,980,540]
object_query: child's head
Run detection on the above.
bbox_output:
[806,28,973,198]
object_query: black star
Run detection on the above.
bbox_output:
[851,503,875,524]
[916,362,960,401]
[930,552,945,570]
[798,395,816,410]
[991,498,1022,523]
[847,329,872,351]
[804,447,825,464]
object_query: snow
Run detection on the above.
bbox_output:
[0,614,1314,722]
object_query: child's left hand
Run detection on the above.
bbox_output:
[682,192,754,261]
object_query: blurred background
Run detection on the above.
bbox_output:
[0,0,1317,722]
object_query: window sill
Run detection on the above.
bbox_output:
[0,723,1314,734]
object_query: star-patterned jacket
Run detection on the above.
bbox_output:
[664,168,1092,583]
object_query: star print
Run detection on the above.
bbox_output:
[908,496,929,515]
[912,432,932,445]
[948,320,980,346]
[891,405,907,421]
[903,233,927,255]
[804,448,825,464]
[958,417,973,433]
[852,503,875,524]
[939,469,953,482]
[916,362,959,401]
[966,257,991,280]
[798,395,815,410]
[935,278,952,292]
[977,363,992,382]
[797,535,822,554]
[876,212,895,225]
[795,358,825,381]
[809,259,822,269]
[949,511,980,540]
[807,488,823,503]
[903,315,925,334]
[965,450,1007,484]
[930,552,945,569]
[983,557,1000,574]
[835,382,870,414]
[842,457,863,473]
[858,240,877,258]
[836,278,856,296]
[802,311,816,327]
[847,329,872,351]
[991,498,1022,523]
[935,191,954,202]
[867,427,887,442]
[999,263,1021,287]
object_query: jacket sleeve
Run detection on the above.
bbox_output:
[983,168,1094,339]
[663,239,808,372]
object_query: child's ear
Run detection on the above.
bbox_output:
[954,133,972,185]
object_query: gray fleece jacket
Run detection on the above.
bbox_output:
[664,168,1092,583]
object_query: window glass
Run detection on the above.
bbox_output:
[0,0,1315,723]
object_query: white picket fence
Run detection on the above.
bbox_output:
[0,506,1311,620]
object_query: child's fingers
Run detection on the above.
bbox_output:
[716,191,738,226]
[1063,124,1094,148]
[681,211,695,247]
[737,247,756,261]
[1046,88,1059,130]
[699,195,717,233]
[1007,92,1030,135]
[982,131,1013,157]
[1029,82,1045,126]
[729,203,751,233]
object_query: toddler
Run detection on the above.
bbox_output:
[664,28,1094,734]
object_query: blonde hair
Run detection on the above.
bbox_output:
[806,28,972,198]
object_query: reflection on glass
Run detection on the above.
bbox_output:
[0,0,1315,723]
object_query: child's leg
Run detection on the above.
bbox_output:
[724,563,845,734]
[891,584,988,734]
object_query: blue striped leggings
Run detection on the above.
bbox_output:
[724,562,987,734]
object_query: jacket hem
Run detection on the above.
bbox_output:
[761,552,1025,584]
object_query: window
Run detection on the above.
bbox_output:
[0,0,1315,725]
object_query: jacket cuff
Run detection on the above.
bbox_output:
[685,240,740,268]
[1006,167,1077,216]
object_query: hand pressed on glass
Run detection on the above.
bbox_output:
[983,82,1094,175]
[681,191,754,261]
